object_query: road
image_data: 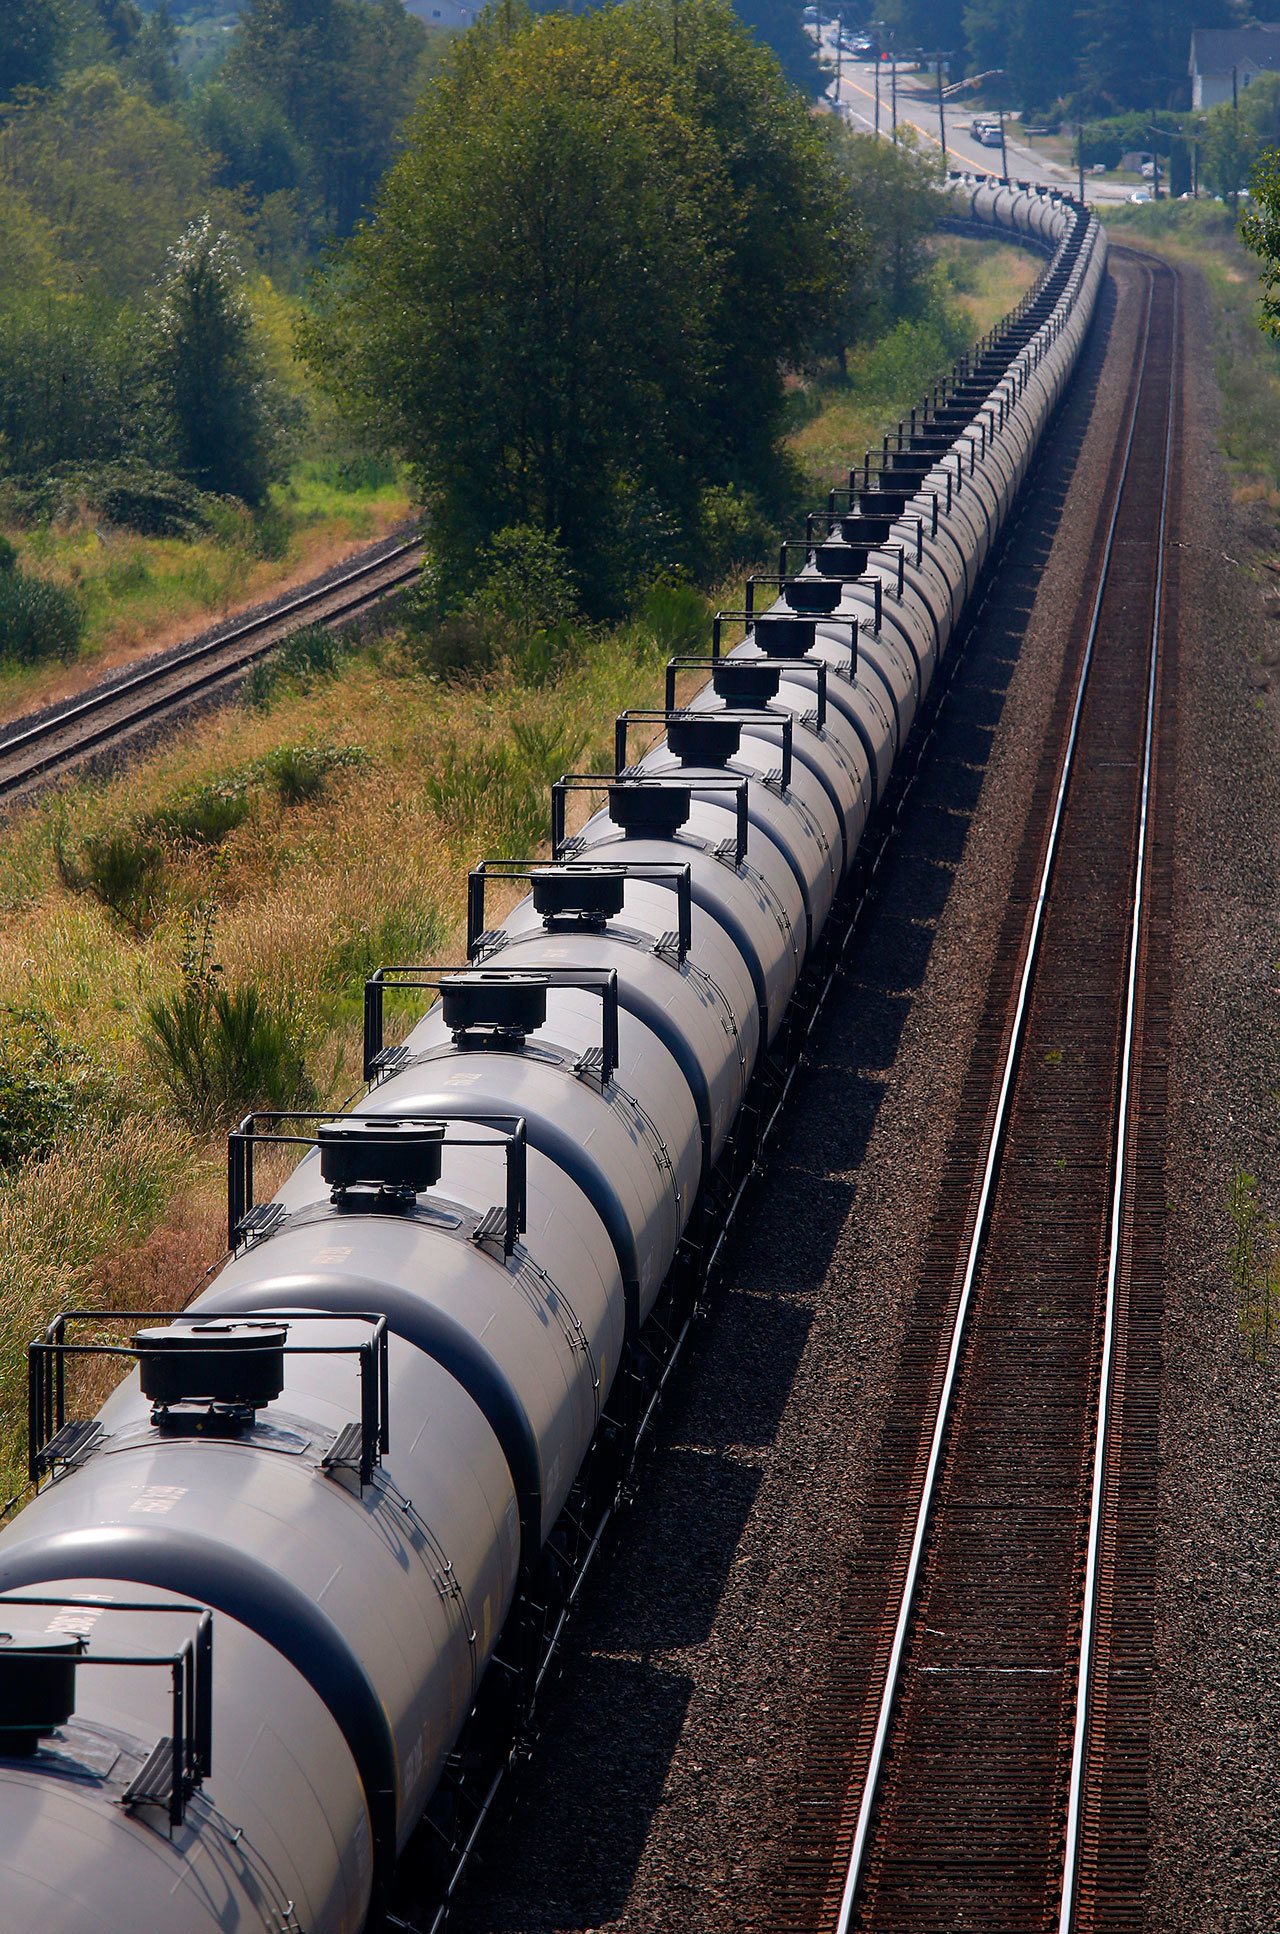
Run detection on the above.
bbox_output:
[815,27,1136,206]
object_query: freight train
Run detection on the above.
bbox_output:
[0,176,1104,1933]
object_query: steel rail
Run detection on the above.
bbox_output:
[833,262,1163,1934]
[1057,269,1178,1933]
[0,535,424,797]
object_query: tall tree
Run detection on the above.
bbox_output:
[964,0,1077,108]
[304,0,852,605]
[0,0,68,101]
[304,5,721,604]
[228,0,431,234]
[0,67,216,300]
[608,0,857,491]
[148,217,283,501]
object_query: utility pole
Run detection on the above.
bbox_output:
[835,8,843,110]
[936,54,948,161]
[890,34,897,144]
[874,44,881,134]
[999,103,1007,178]
[1151,113,1160,199]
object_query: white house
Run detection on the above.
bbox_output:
[1190,25,1280,109]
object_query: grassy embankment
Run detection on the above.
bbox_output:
[1107,201,1280,548]
[0,233,1037,1497]
[1106,201,1280,1346]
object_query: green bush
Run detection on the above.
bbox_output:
[54,822,165,933]
[0,535,17,574]
[144,973,314,1133]
[696,483,774,580]
[260,741,366,806]
[3,464,215,539]
[147,781,252,849]
[0,1008,110,1168]
[0,570,84,664]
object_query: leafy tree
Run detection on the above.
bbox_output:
[1204,104,1260,206]
[729,0,823,94]
[825,126,938,359]
[305,0,852,606]
[0,298,138,474]
[0,0,68,101]
[0,67,218,300]
[306,6,720,607]
[147,218,284,502]
[0,179,63,309]
[608,0,856,492]
[1244,146,1280,328]
[963,0,1077,111]
[226,0,433,235]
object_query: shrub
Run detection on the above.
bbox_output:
[0,535,17,574]
[54,821,165,934]
[148,780,251,849]
[144,933,314,1134]
[0,570,84,664]
[637,580,709,657]
[260,742,366,806]
[0,1008,110,1168]
[2,464,215,539]
[697,483,773,580]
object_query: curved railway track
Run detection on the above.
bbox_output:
[0,533,425,805]
[776,250,1180,1933]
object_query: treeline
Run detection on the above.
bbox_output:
[0,0,435,521]
[304,0,944,617]
[874,0,1236,115]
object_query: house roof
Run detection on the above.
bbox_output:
[1190,25,1280,78]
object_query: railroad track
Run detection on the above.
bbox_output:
[0,533,425,804]
[776,252,1180,1932]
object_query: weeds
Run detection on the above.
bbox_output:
[259,741,367,807]
[323,905,447,990]
[1229,1169,1280,1364]
[54,819,166,934]
[142,907,314,1133]
[423,737,546,852]
[0,1007,113,1168]
[242,623,353,710]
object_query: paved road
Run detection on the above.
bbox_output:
[815,29,1135,206]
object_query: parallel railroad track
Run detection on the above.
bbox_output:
[0,534,424,804]
[775,251,1180,1933]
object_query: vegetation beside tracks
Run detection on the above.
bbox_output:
[0,225,1040,1499]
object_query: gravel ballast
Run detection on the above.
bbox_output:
[452,246,1276,1932]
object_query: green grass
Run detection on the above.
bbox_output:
[1105,202,1280,511]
